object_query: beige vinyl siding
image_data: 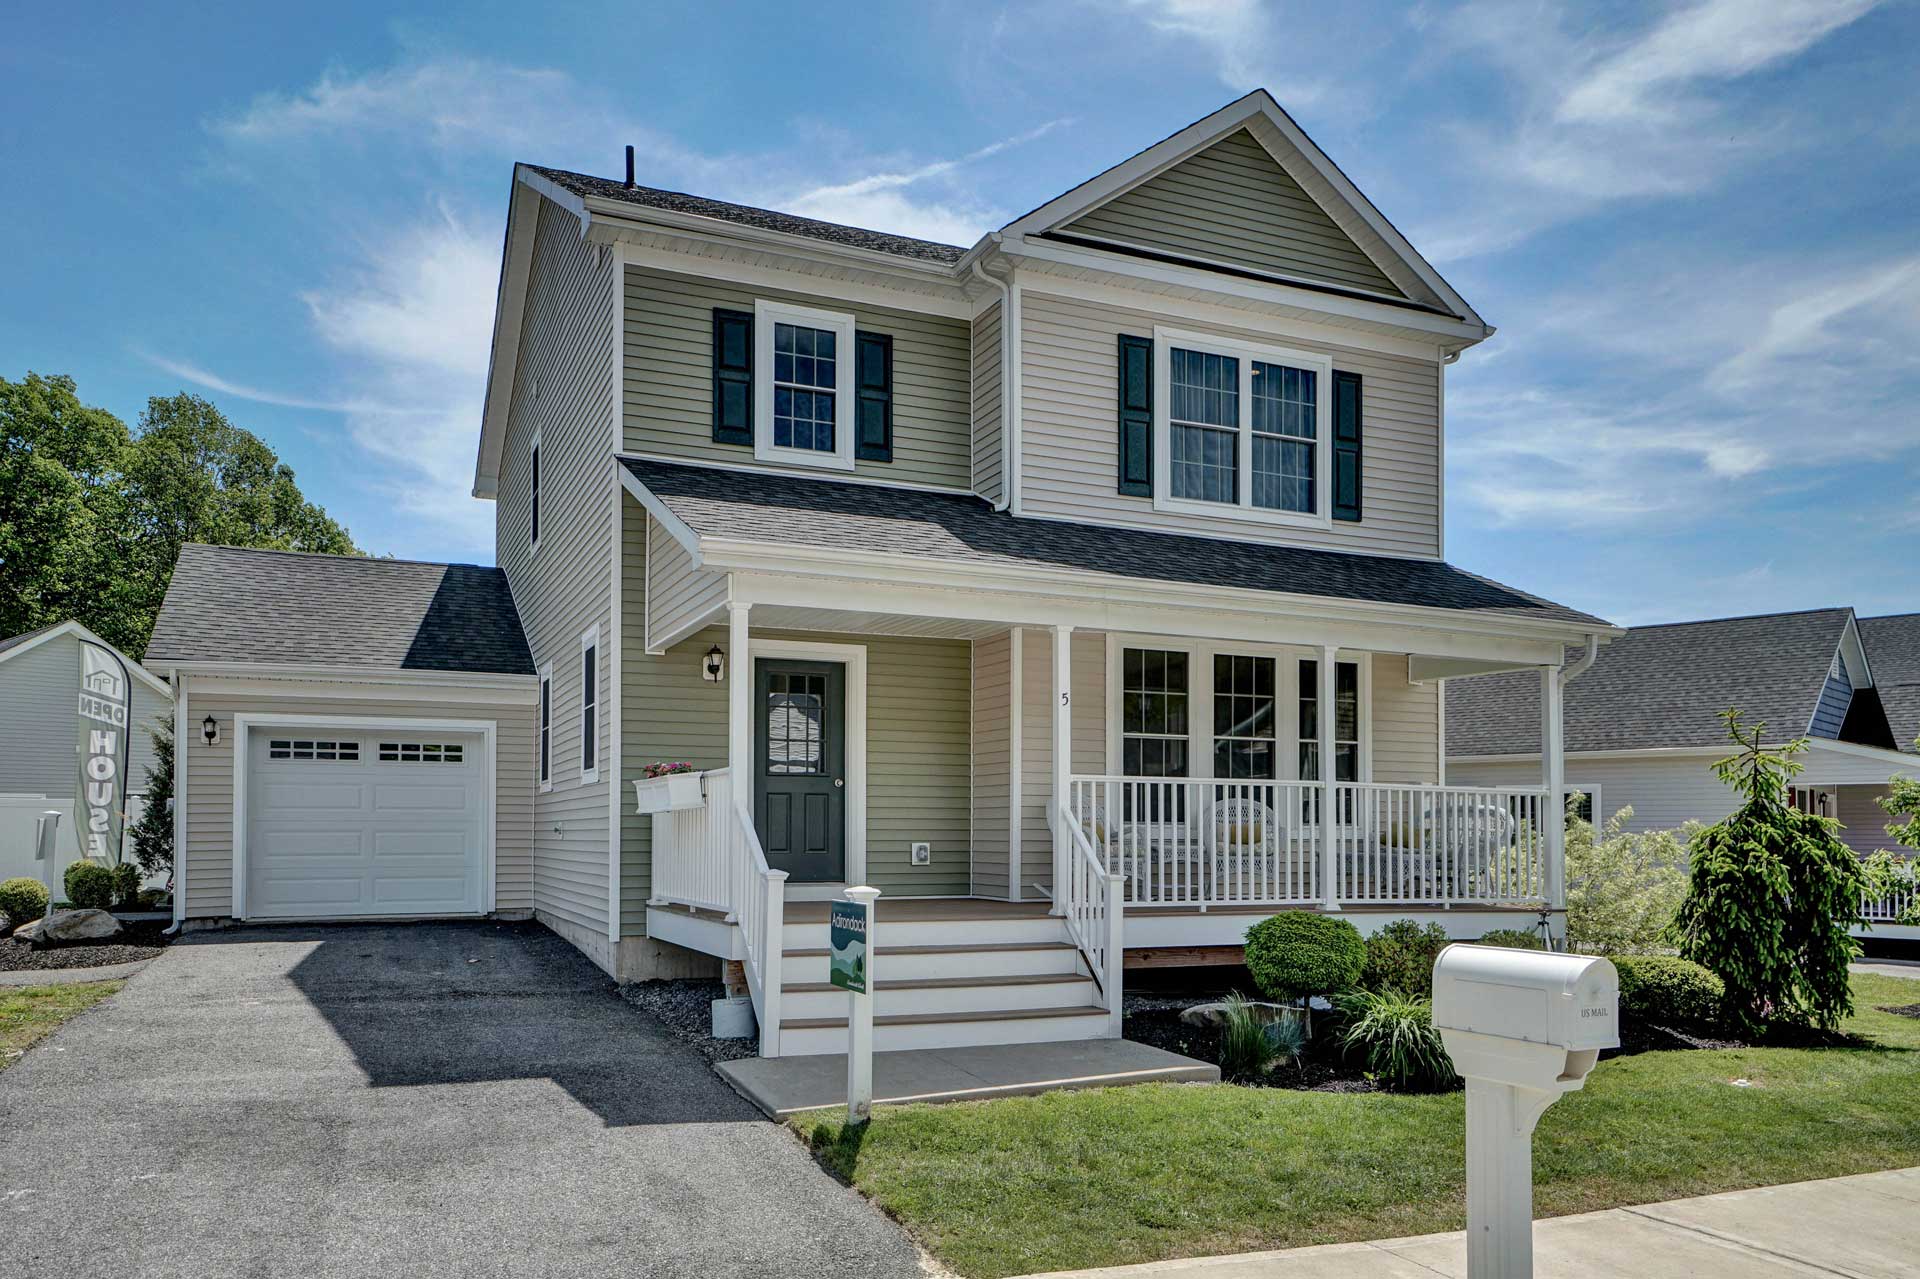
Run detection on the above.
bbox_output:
[1061,130,1402,297]
[622,265,973,489]
[617,603,975,929]
[180,691,535,920]
[1837,784,1901,856]
[1018,291,1443,558]
[969,632,1012,898]
[494,194,616,939]
[1017,630,1107,895]
[0,635,168,798]
[1371,654,1439,785]
[645,515,727,648]
[972,300,1004,504]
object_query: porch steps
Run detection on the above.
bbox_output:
[772,900,1111,1056]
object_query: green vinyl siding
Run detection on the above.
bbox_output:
[1063,129,1402,297]
[622,265,973,489]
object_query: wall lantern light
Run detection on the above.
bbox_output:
[201,715,220,746]
[702,645,726,684]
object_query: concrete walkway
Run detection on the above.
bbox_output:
[1013,1167,1920,1277]
[718,1037,1217,1116]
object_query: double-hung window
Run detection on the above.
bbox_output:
[579,626,599,784]
[754,299,856,471]
[1212,655,1278,780]
[1154,327,1331,526]
[1121,647,1190,822]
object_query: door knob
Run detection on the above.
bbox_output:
[834,778,845,788]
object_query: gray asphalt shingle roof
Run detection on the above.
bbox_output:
[527,165,968,265]
[1446,608,1853,757]
[145,544,532,676]
[0,623,59,657]
[1861,613,1920,753]
[623,457,1605,627]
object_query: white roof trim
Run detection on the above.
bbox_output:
[474,175,556,499]
[0,620,173,697]
[998,89,1484,331]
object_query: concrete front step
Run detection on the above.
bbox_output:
[778,1004,1114,1056]
[780,972,1098,1019]
[782,939,1083,984]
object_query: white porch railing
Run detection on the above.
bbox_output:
[1068,776,1553,910]
[1862,879,1916,924]
[1058,805,1125,1034]
[648,768,790,1056]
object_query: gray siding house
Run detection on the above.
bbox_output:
[0,621,171,883]
[152,90,1618,1057]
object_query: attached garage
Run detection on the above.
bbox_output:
[144,545,537,927]
[239,723,492,919]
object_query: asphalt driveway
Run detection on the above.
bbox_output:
[3,921,925,1279]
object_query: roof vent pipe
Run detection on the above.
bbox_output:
[624,145,635,189]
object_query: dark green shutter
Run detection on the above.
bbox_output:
[1117,334,1153,496]
[711,308,753,446]
[1332,369,1362,522]
[854,330,893,462]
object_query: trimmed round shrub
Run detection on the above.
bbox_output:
[1477,928,1546,951]
[0,877,51,927]
[1614,955,1725,1030]
[110,862,141,907]
[1361,919,1451,997]
[1245,911,1365,1001]
[63,859,117,910]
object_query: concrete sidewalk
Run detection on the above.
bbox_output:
[1013,1167,1920,1278]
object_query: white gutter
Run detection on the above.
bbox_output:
[971,252,1017,512]
[1562,633,1602,684]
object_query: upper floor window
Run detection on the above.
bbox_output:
[754,299,856,472]
[529,432,541,552]
[1153,327,1331,529]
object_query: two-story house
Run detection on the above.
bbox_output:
[147,91,1616,1057]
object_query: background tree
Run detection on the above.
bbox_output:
[0,375,358,655]
[1867,754,1920,924]
[1670,711,1867,1036]
[129,718,175,884]
[1564,804,1693,955]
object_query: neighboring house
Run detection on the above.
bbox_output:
[1445,607,1919,856]
[0,620,172,885]
[151,90,1615,1057]
[1858,613,1920,756]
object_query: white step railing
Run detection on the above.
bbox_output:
[1067,776,1553,909]
[1057,805,1125,1035]
[645,768,789,1055]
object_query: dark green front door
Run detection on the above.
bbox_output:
[753,659,846,883]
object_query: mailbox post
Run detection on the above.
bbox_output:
[1433,945,1618,1279]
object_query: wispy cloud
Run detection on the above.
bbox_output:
[1119,0,1346,109]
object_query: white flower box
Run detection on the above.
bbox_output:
[633,772,705,814]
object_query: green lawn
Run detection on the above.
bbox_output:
[794,973,1920,1279]
[0,981,123,1072]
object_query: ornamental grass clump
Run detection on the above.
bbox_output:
[1216,992,1306,1081]
[1334,987,1457,1092]
[1670,710,1867,1036]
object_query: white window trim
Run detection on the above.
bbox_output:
[1103,633,1371,784]
[579,624,601,785]
[537,662,553,792]
[753,298,857,472]
[1150,325,1334,530]
[529,429,542,555]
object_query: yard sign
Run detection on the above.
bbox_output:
[828,899,868,994]
[74,639,132,866]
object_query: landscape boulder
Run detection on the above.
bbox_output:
[1179,999,1300,1028]
[28,908,122,948]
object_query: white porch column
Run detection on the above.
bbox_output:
[1541,665,1566,911]
[1318,646,1339,910]
[728,603,752,779]
[1051,624,1074,912]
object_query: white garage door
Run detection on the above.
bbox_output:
[245,730,486,918]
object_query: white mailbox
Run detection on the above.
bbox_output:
[1432,945,1618,1279]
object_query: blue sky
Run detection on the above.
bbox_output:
[5,0,1916,626]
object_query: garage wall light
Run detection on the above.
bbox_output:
[201,715,220,746]
[702,645,726,683]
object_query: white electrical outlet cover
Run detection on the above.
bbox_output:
[911,842,931,865]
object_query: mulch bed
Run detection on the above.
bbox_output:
[1122,995,1380,1092]
[0,918,171,973]
[621,977,761,1063]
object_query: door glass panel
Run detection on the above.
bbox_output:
[766,672,827,775]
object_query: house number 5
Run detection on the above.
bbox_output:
[1061,692,1070,706]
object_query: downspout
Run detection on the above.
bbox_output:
[1561,633,1601,685]
[971,252,1017,512]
